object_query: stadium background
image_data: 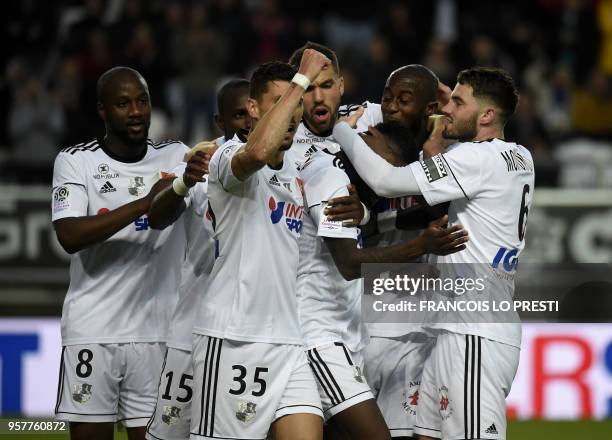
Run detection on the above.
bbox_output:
[0,0,611,438]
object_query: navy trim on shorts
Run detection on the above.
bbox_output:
[146,348,169,433]
[464,335,482,439]
[54,347,66,414]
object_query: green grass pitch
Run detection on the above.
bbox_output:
[2,420,612,439]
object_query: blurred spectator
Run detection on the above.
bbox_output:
[597,0,612,75]
[173,3,228,142]
[123,22,168,112]
[356,34,392,102]
[469,35,516,75]
[423,39,457,86]
[506,92,559,186]
[570,69,612,137]
[0,0,609,184]
[7,74,65,183]
[251,0,293,63]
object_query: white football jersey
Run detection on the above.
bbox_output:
[51,138,189,345]
[409,138,535,348]
[365,195,430,338]
[165,180,216,351]
[338,101,383,133]
[297,150,368,352]
[193,136,305,344]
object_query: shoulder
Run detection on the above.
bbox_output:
[300,149,348,186]
[147,139,189,158]
[58,139,101,156]
[210,139,244,168]
[147,138,187,150]
[338,101,379,116]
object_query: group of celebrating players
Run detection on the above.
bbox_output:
[51,41,534,440]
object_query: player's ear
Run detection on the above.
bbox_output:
[480,106,496,126]
[247,98,259,120]
[338,76,345,97]
[97,101,105,121]
[425,100,438,116]
[214,114,224,133]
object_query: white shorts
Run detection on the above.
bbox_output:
[146,347,194,440]
[306,342,373,421]
[55,342,165,427]
[363,333,436,438]
[414,332,519,440]
[190,335,322,440]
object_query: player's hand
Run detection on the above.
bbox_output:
[336,106,364,128]
[418,215,468,255]
[324,184,364,227]
[183,151,211,188]
[299,48,331,83]
[426,114,447,134]
[145,175,175,206]
[423,115,454,159]
[437,80,452,107]
[184,140,218,162]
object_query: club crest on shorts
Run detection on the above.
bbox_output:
[72,383,92,403]
[438,385,453,420]
[236,401,257,423]
[352,365,365,383]
[162,405,181,425]
[402,380,420,416]
[128,176,146,196]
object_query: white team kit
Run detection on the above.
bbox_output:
[405,139,534,440]
[189,136,321,440]
[293,143,372,419]
[52,138,189,426]
[147,179,216,440]
[348,102,439,437]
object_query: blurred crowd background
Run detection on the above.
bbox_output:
[1,0,612,187]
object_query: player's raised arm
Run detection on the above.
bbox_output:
[231,49,330,180]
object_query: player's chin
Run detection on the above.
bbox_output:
[279,138,293,151]
[124,132,148,145]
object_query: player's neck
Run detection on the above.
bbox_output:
[473,127,504,142]
[304,119,332,138]
[102,133,147,162]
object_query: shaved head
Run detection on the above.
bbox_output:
[387,64,438,103]
[97,66,148,102]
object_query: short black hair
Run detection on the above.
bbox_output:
[97,66,147,101]
[217,78,249,115]
[289,41,340,75]
[457,67,519,125]
[249,61,296,102]
[373,122,418,163]
[389,64,438,103]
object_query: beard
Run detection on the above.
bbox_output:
[442,113,478,141]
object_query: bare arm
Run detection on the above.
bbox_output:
[325,215,468,281]
[231,49,331,180]
[53,179,169,254]
[148,151,211,230]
